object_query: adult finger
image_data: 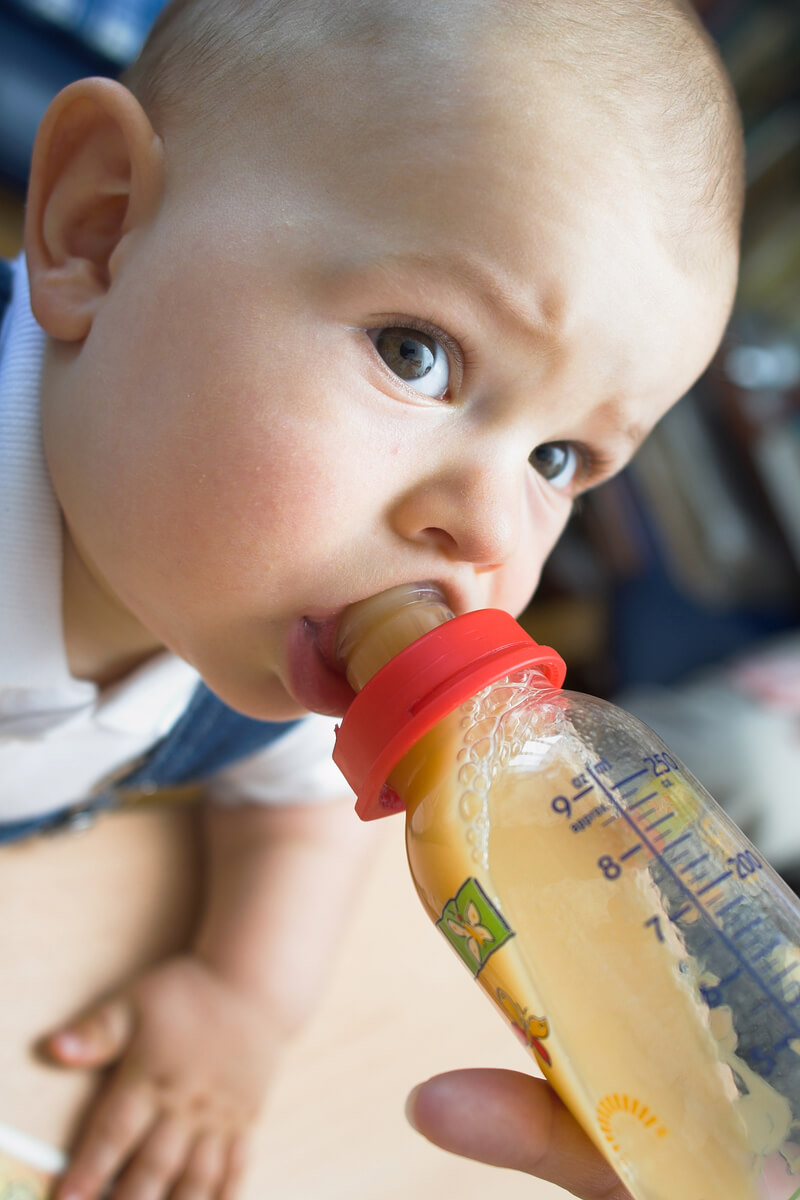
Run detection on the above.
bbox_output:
[407,1069,633,1200]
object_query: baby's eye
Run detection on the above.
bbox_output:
[370,326,450,397]
[529,442,579,490]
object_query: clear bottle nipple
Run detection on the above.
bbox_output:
[336,582,454,692]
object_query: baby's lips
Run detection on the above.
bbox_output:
[287,616,355,716]
[302,613,347,675]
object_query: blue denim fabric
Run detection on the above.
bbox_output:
[0,809,92,845]
[0,685,300,845]
[110,683,299,793]
[0,260,301,843]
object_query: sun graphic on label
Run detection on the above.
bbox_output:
[597,1094,668,1156]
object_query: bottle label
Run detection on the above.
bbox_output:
[436,877,515,975]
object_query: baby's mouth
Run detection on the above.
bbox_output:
[286,614,355,717]
[303,614,343,673]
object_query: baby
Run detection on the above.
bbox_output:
[1,0,743,1196]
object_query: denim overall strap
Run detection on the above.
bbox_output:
[0,658,301,849]
[111,682,301,793]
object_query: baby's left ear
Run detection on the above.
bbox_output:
[24,77,164,342]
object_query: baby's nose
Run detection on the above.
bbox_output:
[392,461,521,568]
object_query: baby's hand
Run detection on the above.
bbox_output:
[43,955,278,1200]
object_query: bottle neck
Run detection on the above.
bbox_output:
[333,589,567,822]
[336,583,454,692]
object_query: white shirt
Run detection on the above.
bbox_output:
[0,257,347,821]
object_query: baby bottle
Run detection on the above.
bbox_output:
[333,583,800,1200]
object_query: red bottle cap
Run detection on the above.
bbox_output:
[333,609,566,821]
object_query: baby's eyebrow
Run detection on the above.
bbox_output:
[341,250,560,352]
[584,400,651,458]
[607,408,649,449]
[408,251,564,349]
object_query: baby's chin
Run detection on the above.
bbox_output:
[197,658,355,723]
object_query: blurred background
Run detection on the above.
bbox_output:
[0,0,798,871]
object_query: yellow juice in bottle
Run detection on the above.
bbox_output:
[394,705,759,1197]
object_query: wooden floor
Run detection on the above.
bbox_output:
[0,807,562,1199]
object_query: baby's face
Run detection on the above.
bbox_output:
[42,57,737,719]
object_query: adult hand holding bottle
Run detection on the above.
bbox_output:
[407,1068,633,1199]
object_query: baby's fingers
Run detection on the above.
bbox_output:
[219,1134,250,1200]
[56,1082,154,1200]
[112,1115,194,1200]
[169,1133,229,1200]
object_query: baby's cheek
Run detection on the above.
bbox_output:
[490,565,543,618]
[273,464,369,546]
[491,499,572,613]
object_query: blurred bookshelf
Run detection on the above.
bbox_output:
[0,1,167,192]
[526,0,800,697]
[0,184,23,257]
[0,1,167,255]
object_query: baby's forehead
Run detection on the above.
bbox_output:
[143,0,741,286]
[141,0,707,139]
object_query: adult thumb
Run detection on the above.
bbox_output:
[43,997,135,1068]
[406,1068,633,1199]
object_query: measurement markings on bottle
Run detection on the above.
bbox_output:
[661,832,691,855]
[697,871,734,897]
[623,794,659,815]
[753,940,783,963]
[729,917,763,940]
[550,785,620,835]
[700,969,743,1008]
[646,813,674,834]
[768,963,799,987]
[585,760,800,1074]
[570,805,609,833]
[612,767,649,790]
[717,896,744,917]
